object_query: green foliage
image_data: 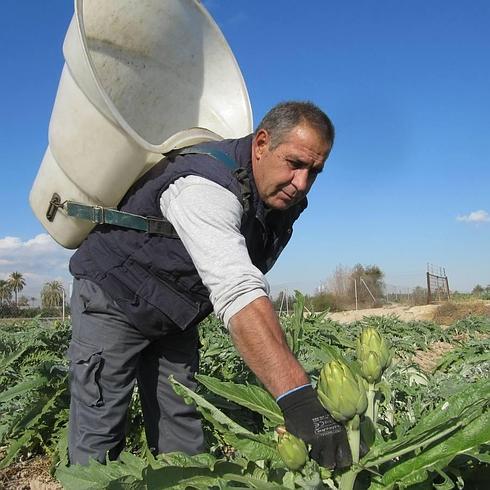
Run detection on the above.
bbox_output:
[0,318,71,468]
[1,310,489,488]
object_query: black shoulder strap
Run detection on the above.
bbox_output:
[47,146,239,238]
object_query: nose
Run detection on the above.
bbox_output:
[291,169,310,193]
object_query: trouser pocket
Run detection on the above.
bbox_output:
[68,338,104,407]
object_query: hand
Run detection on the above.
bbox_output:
[277,385,352,469]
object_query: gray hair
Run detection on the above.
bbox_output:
[255,101,335,150]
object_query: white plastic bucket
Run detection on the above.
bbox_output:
[29,0,252,248]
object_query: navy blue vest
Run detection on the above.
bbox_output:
[70,135,307,337]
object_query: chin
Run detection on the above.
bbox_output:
[267,198,293,211]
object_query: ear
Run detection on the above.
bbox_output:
[252,129,270,161]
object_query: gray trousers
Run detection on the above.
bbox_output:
[68,278,204,465]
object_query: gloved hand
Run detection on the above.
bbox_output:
[277,385,352,469]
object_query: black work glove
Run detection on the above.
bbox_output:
[277,385,352,470]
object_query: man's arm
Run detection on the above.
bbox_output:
[228,296,308,398]
[230,295,352,470]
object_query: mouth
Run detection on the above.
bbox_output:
[280,189,295,201]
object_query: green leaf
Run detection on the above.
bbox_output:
[432,469,455,490]
[196,374,283,425]
[170,376,280,464]
[307,345,342,365]
[0,430,37,469]
[0,345,29,371]
[462,447,490,464]
[170,376,255,437]
[156,451,218,469]
[362,379,490,469]
[145,459,247,489]
[222,473,286,488]
[56,455,146,489]
[376,409,489,488]
[0,374,48,402]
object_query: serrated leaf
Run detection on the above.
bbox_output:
[0,429,37,469]
[362,379,490,468]
[170,376,280,464]
[0,374,48,402]
[145,459,246,489]
[55,462,115,489]
[0,345,29,370]
[222,433,281,464]
[222,473,286,488]
[170,376,255,437]
[117,451,147,477]
[310,342,345,363]
[369,392,490,487]
[196,374,283,425]
[145,466,219,489]
[156,451,218,469]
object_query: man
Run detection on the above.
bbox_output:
[68,101,351,469]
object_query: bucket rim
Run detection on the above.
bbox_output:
[73,0,252,152]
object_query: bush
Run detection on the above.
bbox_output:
[306,292,339,312]
[0,305,70,319]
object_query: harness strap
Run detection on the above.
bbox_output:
[52,146,239,238]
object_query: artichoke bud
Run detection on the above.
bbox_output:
[358,327,392,371]
[360,350,383,384]
[276,426,308,470]
[317,360,368,422]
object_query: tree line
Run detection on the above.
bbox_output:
[0,272,67,316]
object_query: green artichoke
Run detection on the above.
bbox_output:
[276,426,308,470]
[359,349,383,384]
[317,360,368,422]
[357,327,392,372]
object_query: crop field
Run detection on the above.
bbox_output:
[0,295,489,489]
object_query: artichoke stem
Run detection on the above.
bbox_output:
[366,384,376,426]
[346,416,360,463]
[339,417,361,490]
[386,402,395,428]
[339,469,358,490]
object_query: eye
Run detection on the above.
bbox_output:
[287,159,302,170]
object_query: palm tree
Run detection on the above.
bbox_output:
[9,271,26,306]
[41,280,64,309]
[0,279,12,305]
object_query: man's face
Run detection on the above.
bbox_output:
[251,123,331,210]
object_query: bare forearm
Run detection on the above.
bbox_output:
[228,296,309,398]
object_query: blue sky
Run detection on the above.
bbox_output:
[0,0,489,299]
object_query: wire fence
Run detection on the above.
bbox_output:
[384,284,428,306]
[426,263,450,303]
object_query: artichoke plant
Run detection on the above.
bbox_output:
[356,326,393,438]
[275,426,308,470]
[317,360,368,423]
[317,360,368,488]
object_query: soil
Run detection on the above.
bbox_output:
[326,300,490,326]
[411,341,455,372]
[1,300,488,488]
[0,455,61,490]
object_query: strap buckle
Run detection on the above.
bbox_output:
[46,193,62,222]
[91,206,104,224]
